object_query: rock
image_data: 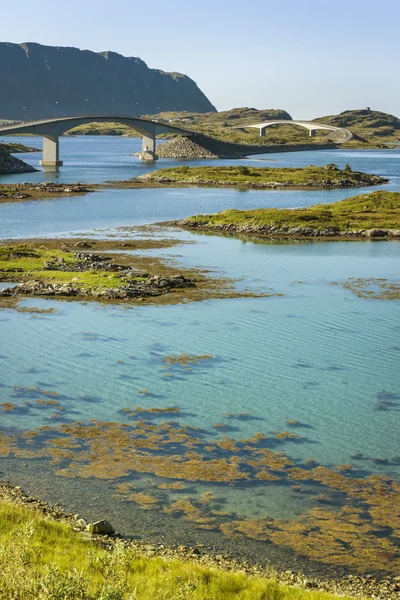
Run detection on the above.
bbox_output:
[75,242,93,248]
[76,518,87,530]
[0,147,37,174]
[364,228,389,238]
[86,520,115,535]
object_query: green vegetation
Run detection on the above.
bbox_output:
[181,191,400,234]
[66,121,133,137]
[0,501,361,600]
[0,245,123,290]
[0,240,275,305]
[0,141,40,153]
[138,165,387,189]
[314,109,400,145]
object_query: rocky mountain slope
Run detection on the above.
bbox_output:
[0,42,216,120]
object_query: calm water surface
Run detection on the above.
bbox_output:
[0,138,399,576]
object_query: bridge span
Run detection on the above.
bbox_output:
[0,115,194,167]
[237,120,352,143]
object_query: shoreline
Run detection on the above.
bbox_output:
[0,182,95,203]
[176,222,400,241]
[0,481,398,599]
[0,235,274,306]
[0,179,388,205]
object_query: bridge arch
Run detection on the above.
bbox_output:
[237,120,352,143]
[0,114,194,166]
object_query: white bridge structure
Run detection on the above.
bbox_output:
[0,114,194,167]
[237,120,352,143]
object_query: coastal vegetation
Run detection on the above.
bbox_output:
[314,109,400,145]
[0,239,278,305]
[1,402,399,578]
[0,500,362,600]
[136,165,387,190]
[180,191,400,237]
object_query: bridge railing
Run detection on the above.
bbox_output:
[0,114,193,136]
[0,114,151,132]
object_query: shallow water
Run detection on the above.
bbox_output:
[0,139,399,576]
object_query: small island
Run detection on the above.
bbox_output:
[179,191,400,239]
[0,238,274,305]
[0,182,93,203]
[135,164,388,190]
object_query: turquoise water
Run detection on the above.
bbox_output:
[0,139,399,574]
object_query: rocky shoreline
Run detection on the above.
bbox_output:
[0,250,195,300]
[0,482,398,600]
[0,182,93,202]
[179,221,400,240]
[0,146,37,174]
[142,175,386,190]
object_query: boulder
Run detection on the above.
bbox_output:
[86,520,115,535]
[364,229,389,238]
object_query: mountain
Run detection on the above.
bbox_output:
[0,42,216,120]
[314,109,400,141]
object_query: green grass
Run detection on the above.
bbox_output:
[139,165,386,189]
[181,191,400,233]
[314,109,400,144]
[0,142,40,153]
[0,501,364,600]
[0,245,124,290]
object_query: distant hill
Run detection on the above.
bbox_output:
[145,107,292,125]
[0,42,216,120]
[66,107,296,144]
[314,109,400,143]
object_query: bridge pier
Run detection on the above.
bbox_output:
[40,136,63,167]
[259,127,267,137]
[309,129,316,138]
[138,134,158,161]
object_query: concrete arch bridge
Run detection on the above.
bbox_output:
[0,114,194,167]
[237,120,352,143]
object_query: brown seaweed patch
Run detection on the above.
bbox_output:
[129,492,161,510]
[15,306,57,314]
[158,482,186,490]
[2,415,400,575]
[162,353,215,366]
[0,402,18,412]
[165,498,218,531]
[336,277,400,300]
[124,406,181,418]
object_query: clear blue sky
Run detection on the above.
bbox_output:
[3,0,400,118]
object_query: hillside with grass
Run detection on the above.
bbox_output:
[0,499,367,600]
[314,109,400,145]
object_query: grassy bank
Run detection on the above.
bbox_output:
[137,165,387,189]
[180,191,400,236]
[0,500,363,600]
